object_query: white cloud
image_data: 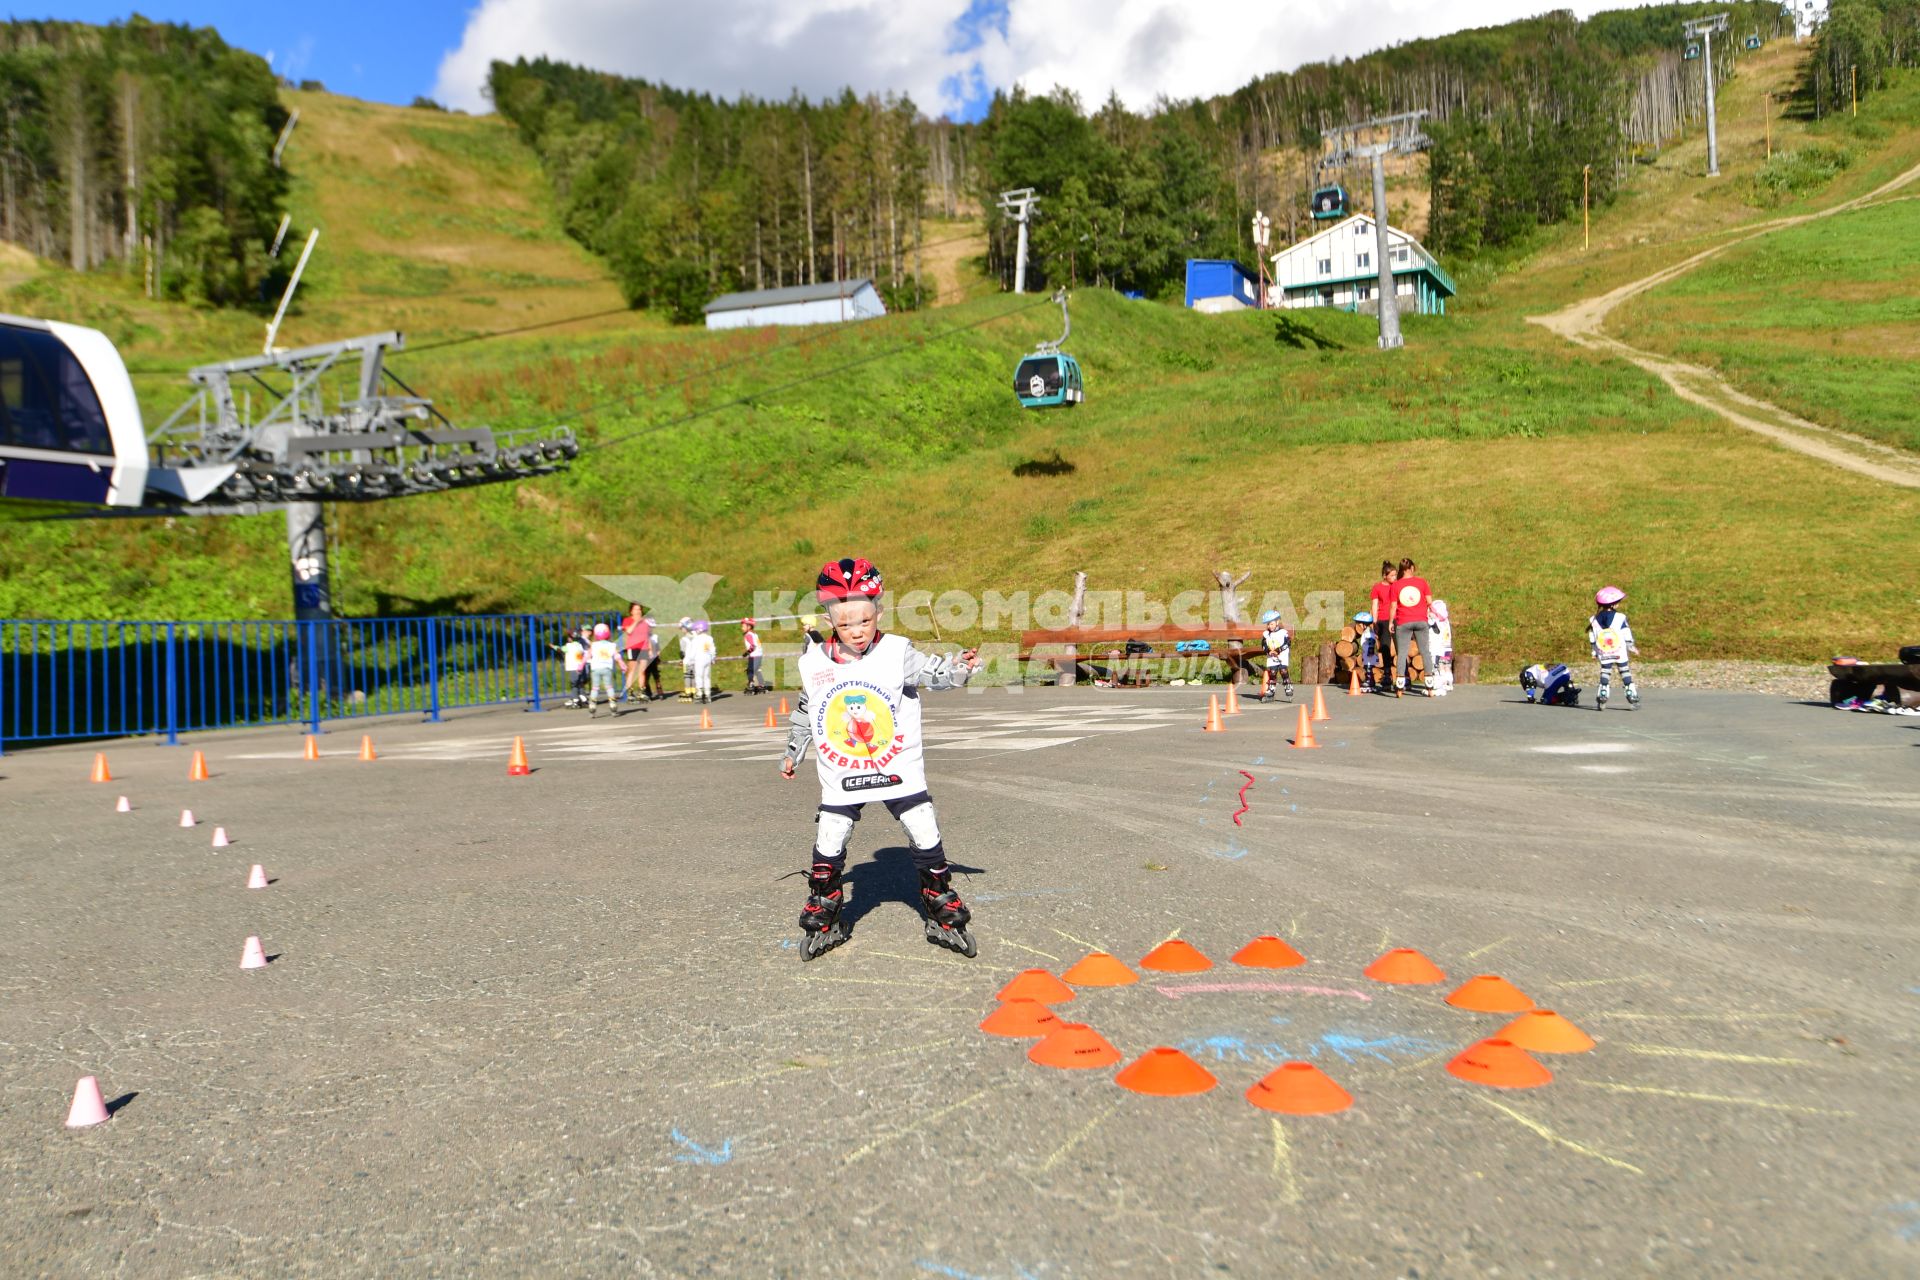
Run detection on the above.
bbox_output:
[433,0,1618,119]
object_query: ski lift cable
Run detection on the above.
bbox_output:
[576,294,1058,458]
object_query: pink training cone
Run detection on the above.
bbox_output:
[178,808,196,828]
[115,795,130,813]
[240,936,268,970]
[246,865,268,890]
[211,827,230,848]
[65,1075,110,1128]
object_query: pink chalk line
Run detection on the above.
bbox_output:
[1232,771,1254,826]
[1153,982,1372,1003]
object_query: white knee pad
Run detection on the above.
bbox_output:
[814,811,857,860]
[896,800,943,852]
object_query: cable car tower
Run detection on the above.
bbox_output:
[1684,12,1731,177]
[1321,109,1430,350]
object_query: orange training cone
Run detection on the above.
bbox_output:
[179,809,196,828]
[778,697,791,715]
[1140,939,1212,973]
[90,753,112,784]
[1062,952,1138,987]
[979,998,1062,1039]
[1203,694,1225,733]
[699,706,714,730]
[115,795,131,813]
[507,736,531,777]
[1446,1038,1551,1089]
[65,1075,110,1128]
[1116,1047,1218,1096]
[1225,682,1241,715]
[210,826,230,849]
[1027,1022,1121,1070]
[1231,936,1306,969]
[1348,669,1363,697]
[1247,1062,1353,1115]
[358,734,377,762]
[1311,685,1330,723]
[1290,704,1319,749]
[1445,974,1535,1014]
[1496,1009,1595,1055]
[996,969,1075,1004]
[246,864,269,890]
[302,734,320,762]
[189,750,210,782]
[240,936,269,970]
[765,706,778,728]
[1364,947,1446,985]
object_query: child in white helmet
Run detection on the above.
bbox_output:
[1588,586,1640,711]
[1429,600,1454,697]
[675,617,696,701]
[553,624,590,708]
[1354,611,1382,692]
[1258,608,1293,701]
[686,620,718,703]
[780,556,981,961]
[585,622,627,718]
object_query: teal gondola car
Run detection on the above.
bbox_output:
[1309,184,1350,221]
[1014,351,1083,408]
[1745,33,1762,49]
[1012,290,1084,409]
[1684,41,1701,60]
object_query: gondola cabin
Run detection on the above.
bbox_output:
[0,313,149,506]
[1014,352,1083,409]
[1745,33,1762,49]
[1684,41,1701,59]
[1309,185,1351,221]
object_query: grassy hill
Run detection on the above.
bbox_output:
[1,51,1915,672]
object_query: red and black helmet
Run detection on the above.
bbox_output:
[816,557,883,604]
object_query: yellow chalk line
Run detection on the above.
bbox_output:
[804,976,940,989]
[1573,1081,1854,1116]
[707,1037,960,1088]
[1377,927,1390,952]
[1269,1118,1303,1205]
[1475,1096,1645,1176]
[1591,1011,1799,1023]
[996,938,1064,964]
[1549,974,1660,989]
[843,1085,999,1167]
[1464,936,1514,961]
[863,950,1023,973]
[1620,1044,1814,1067]
[1382,1051,1451,1078]
[1040,1100,1121,1173]
[1157,926,1183,945]
[1050,927,1103,952]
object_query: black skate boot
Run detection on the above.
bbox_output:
[798,862,849,961]
[918,866,976,958]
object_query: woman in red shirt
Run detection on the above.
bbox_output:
[1388,557,1433,697]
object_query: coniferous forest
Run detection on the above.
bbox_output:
[0,17,291,307]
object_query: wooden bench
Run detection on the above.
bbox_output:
[1017,625,1266,687]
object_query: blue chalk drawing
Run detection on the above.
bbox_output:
[671,1130,733,1165]
[778,938,797,950]
[1210,844,1250,861]
[1888,1202,1920,1242]
[1312,1032,1445,1065]
[1179,1024,1441,1067]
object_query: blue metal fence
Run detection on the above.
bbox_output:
[0,611,617,753]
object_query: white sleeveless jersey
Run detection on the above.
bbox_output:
[797,632,928,804]
[1588,611,1635,663]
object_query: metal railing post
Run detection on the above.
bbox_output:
[526,615,542,711]
[304,620,322,736]
[165,622,180,746]
[425,619,442,723]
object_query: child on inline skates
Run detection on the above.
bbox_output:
[686,620,717,703]
[1588,586,1640,711]
[554,625,590,708]
[1258,609,1293,701]
[585,622,627,717]
[779,556,981,960]
[741,618,769,693]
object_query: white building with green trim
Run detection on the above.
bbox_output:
[1266,215,1457,316]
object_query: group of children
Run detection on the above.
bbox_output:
[554,616,774,714]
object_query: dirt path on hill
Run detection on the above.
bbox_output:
[1530,159,1920,489]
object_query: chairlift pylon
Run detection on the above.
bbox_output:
[1012,290,1083,409]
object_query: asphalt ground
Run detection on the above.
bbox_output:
[1,682,1916,1277]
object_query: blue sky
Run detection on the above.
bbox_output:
[28,2,469,104]
[30,2,1613,124]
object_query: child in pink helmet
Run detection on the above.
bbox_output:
[1587,586,1639,711]
[585,622,627,718]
